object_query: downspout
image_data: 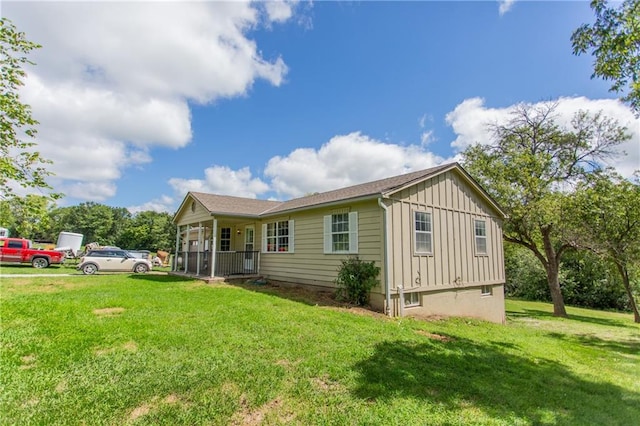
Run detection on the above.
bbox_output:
[378,197,392,317]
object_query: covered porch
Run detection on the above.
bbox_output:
[173,216,260,279]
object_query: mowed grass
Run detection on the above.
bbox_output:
[1,275,638,425]
[0,263,172,275]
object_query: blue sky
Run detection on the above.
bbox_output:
[5,1,639,213]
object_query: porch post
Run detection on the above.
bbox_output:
[196,221,202,275]
[211,218,217,278]
[173,224,180,271]
[184,224,190,273]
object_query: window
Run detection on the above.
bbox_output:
[262,220,294,253]
[474,219,487,255]
[331,213,349,252]
[7,240,23,249]
[220,227,231,252]
[404,292,420,307]
[481,285,493,296]
[324,212,358,254]
[414,211,432,254]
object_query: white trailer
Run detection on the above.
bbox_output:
[55,232,84,257]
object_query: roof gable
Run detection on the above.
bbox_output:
[263,163,452,215]
[173,162,505,220]
[190,192,280,216]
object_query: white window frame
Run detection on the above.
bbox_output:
[481,285,493,296]
[261,220,294,253]
[414,210,433,255]
[404,292,420,307]
[323,212,358,254]
[474,219,488,256]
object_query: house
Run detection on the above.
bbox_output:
[172,162,506,323]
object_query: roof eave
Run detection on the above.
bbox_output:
[259,194,381,218]
[382,163,507,219]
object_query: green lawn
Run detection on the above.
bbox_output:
[1,275,638,425]
[0,263,172,275]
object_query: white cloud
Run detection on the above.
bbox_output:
[445,96,640,178]
[421,130,436,146]
[164,132,450,202]
[128,195,175,215]
[4,1,294,203]
[498,0,516,16]
[62,182,117,202]
[263,0,297,24]
[265,132,448,198]
[169,166,270,199]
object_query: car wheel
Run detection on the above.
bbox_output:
[82,263,98,275]
[134,263,149,273]
[32,257,49,268]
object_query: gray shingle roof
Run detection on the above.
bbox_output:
[263,163,454,215]
[188,163,456,217]
[189,193,281,216]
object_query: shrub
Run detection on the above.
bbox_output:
[335,257,380,306]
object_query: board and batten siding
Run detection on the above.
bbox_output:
[174,197,215,226]
[259,200,384,289]
[386,169,504,292]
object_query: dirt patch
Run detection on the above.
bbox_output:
[95,340,139,356]
[128,394,187,421]
[164,394,179,404]
[232,397,284,426]
[322,305,388,319]
[21,398,39,408]
[233,280,391,320]
[221,382,240,394]
[311,375,342,392]
[19,354,37,369]
[415,330,453,342]
[122,341,138,352]
[93,307,125,316]
[129,404,151,421]
[55,380,67,393]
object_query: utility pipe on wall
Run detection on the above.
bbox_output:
[378,197,392,317]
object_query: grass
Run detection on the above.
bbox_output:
[0,263,172,275]
[1,275,638,425]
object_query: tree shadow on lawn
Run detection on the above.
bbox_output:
[225,280,351,309]
[507,308,634,328]
[353,337,640,425]
[127,274,200,283]
[546,332,640,356]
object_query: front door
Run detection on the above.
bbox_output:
[244,226,255,272]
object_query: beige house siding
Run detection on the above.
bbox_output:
[371,284,506,323]
[172,164,506,323]
[259,200,384,289]
[386,169,504,292]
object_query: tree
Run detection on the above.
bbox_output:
[569,172,640,322]
[572,0,640,113]
[47,202,131,245]
[462,103,629,317]
[116,211,176,251]
[0,194,53,240]
[0,18,56,200]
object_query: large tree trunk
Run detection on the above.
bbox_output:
[545,261,568,317]
[615,262,640,323]
[541,228,568,317]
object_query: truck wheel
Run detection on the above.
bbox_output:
[32,257,49,268]
[134,263,149,273]
[82,263,98,275]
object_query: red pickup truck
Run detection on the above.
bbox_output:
[0,238,65,268]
